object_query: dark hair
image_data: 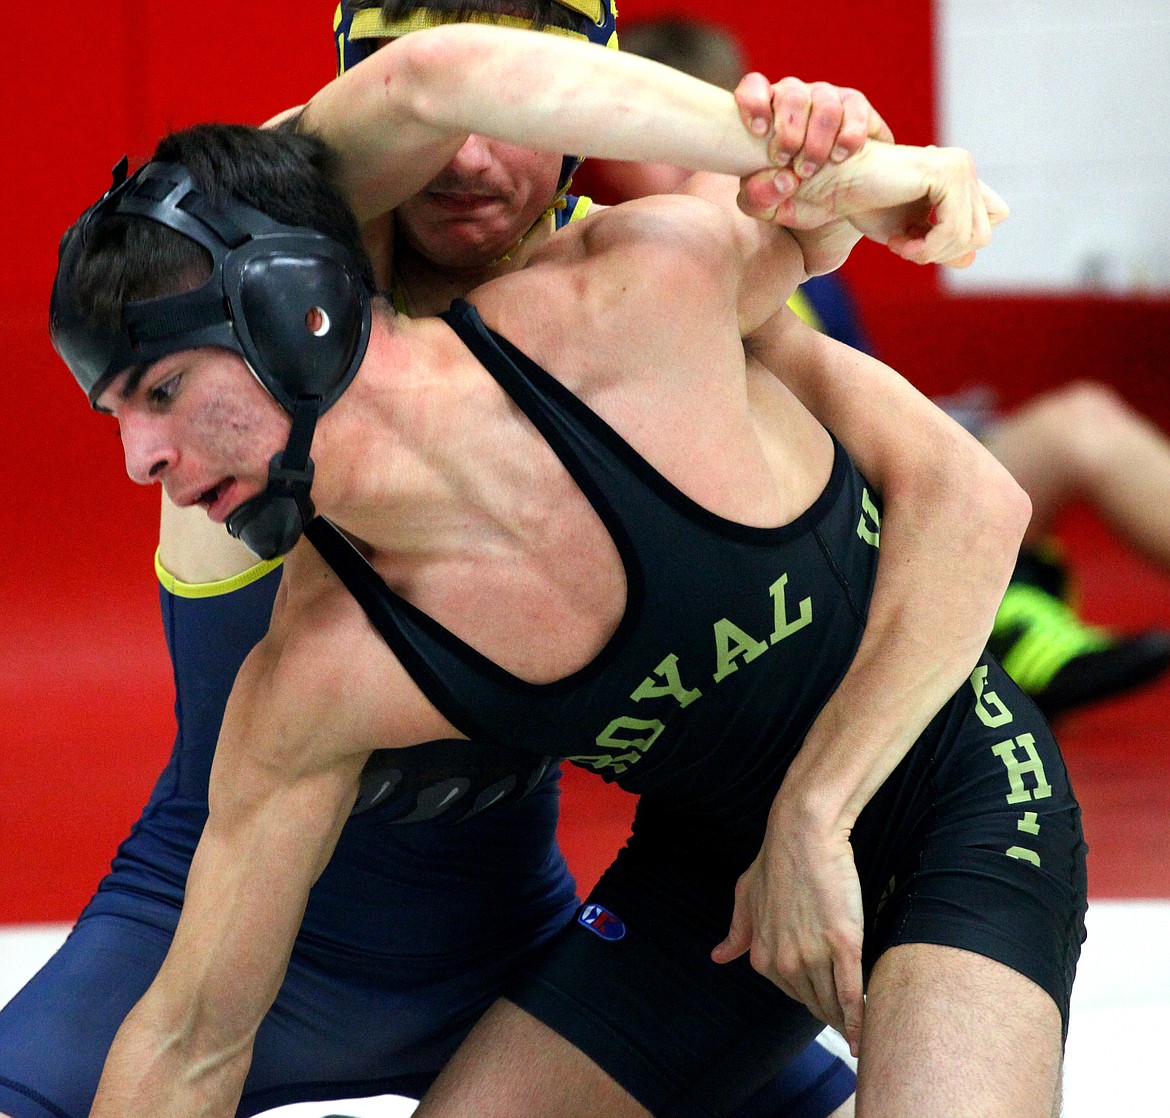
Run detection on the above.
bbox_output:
[68,123,375,334]
[350,0,587,36]
[619,17,746,92]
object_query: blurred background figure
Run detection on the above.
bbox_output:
[582,13,1170,720]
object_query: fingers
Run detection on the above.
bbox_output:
[737,167,799,224]
[834,952,865,1058]
[734,71,776,141]
[835,87,894,157]
[711,878,754,965]
[887,150,1007,268]
[981,180,1010,226]
[736,75,896,197]
[770,78,847,177]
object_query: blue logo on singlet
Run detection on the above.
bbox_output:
[577,903,626,941]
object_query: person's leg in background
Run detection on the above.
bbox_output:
[984,381,1170,716]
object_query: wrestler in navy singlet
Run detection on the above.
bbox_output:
[307,299,1088,1118]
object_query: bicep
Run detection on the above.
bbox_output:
[677,173,808,337]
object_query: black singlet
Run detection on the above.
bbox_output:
[306,298,885,819]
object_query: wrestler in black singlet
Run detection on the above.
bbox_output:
[307,299,1088,1118]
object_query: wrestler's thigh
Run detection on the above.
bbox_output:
[857,942,1063,1118]
[415,997,651,1118]
[0,914,169,1118]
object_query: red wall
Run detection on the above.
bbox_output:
[2,1,1167,921]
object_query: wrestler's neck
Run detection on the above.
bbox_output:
[308,309,503,557]
[387,212,557,317]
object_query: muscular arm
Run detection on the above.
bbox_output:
[712,307,1031,1051]
[299,22,770,223]
[90,590,371,1116]
[754,308,1029,762]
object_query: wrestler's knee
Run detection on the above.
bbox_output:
[1011,380,1133,489]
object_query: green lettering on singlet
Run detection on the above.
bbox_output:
[712,618,769,683]
[991,734,1053,804]
[575,716,666,773]
[970,664,1014,728]
[1006,846,1041,866]
[631,653,702,709]
[768,573,812,644]
[856,487,881,547]
[1017,812,1041,836]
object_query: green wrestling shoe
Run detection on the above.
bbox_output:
[989,582,1170,717]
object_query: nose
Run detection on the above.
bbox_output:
[118,413,175,485]
[446,134,494,177]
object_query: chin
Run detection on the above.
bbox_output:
[428,234,513,270]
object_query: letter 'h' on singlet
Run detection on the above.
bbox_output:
[306,299,882,819]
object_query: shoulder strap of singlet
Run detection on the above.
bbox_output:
[303,516,508,743]
[437,299,653,534]
[555,193,592,229]
[302,299,653,738]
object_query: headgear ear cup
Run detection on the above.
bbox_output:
[232,252,368,410]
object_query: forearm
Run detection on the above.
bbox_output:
[91,999,253,1118]
[92,681,361,1114]
[739,139,1005,270]
[302,24,770,220]
[750,315,1031,826]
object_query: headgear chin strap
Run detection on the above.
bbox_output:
[226,396,320,560]
[333,0,619,192]
[50,158,374,560]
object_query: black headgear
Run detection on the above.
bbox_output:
[50,158,374,560]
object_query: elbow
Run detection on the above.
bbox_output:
[388,29,453,128]
[998,465,1032,550]
[963,441,1032,585]
[904,424,1030,588]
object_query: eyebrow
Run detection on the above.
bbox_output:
[94,363,147,416]
[119,363,149,400]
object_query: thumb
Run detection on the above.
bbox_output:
[711,902,753,965]
[737,169,797,224]
[980,180,1010,227]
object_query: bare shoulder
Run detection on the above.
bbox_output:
[575,192,734,260]
[483,194,737,343]
[233,539,461,767]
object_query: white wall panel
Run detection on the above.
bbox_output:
[937,1,1170,292]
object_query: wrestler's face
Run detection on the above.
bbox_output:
[394,133,564,269]
[97,347,289,525]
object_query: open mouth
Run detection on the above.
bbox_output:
[197,478,236,523]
